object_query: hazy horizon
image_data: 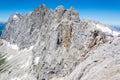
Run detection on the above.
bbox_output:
[0,0,120,25]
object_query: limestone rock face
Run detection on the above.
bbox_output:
[0,4,120,80]
[66,37,120,80]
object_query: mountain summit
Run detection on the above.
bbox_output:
[0,4,120,80]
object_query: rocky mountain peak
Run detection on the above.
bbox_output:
[8,13,23,23]
[34,4,47,14]
[2,5,81,49]
[55,5,66,14]
[0,4,120,80]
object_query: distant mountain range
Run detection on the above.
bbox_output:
[112,25,120,31]
[0,22,6,36]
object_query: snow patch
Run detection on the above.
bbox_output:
[19,46,34,53]
[6,41,34,52]
[21,57,31,69]
[13,15,19,20]
[13,15,18,18]
[6,55,13,61]
[10,77,20,80]
[34,57,40,65]
[96,24,120,36]
[29,46,34,50]
[112,31,120,36]
[7,42,19,50]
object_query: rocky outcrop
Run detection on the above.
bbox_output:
[1,5,80,49]
[0,4,120,80]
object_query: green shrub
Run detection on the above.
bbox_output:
[0,54,5,65]
[0,54,6,72]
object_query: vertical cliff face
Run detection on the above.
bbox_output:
[1,4,120,80]
[2,5,80,49]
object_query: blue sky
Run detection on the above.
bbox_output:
[0,0,120,25]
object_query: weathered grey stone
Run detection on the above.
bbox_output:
[0,4,120,80]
